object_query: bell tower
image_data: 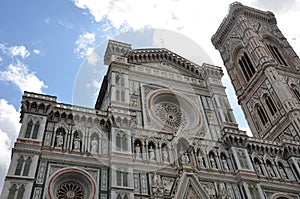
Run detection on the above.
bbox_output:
[212,2,300,141]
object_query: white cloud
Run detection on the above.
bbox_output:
[72,0,300,132]
[86,49,100,65]
[86,79,102,89]
[74,32,96,59]
[0,61,47,93]
[0,99,20,192]
[33,49,41,55]
[9,45,30,59]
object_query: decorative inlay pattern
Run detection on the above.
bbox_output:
[154,103,187,129]
[56,181,85,199]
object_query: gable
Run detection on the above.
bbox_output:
[127,48,205,78]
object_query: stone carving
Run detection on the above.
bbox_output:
[73,136,81,151]
[221,156,229,171]
[206,183,216,199]
[266,162,276,177]
[197,153,205,168]
[162,146,169,162]
[180,152,190,164]
[254,160,263,176]
[55,133,64,148]
[218,182,228,199]
[237,150,248,169]
[210,154,217,169]
[91,137,98,154]
[278,163,288,179]
[149,145,156,161]
[135,143,142,159]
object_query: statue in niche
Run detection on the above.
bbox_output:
[237,150,248,169]
[73,136,81,151]
[278,163,288,179]
[266,162,276,177]
[149,145,155,161]
[135,143,142,159]
[90,136,98,154]
[254,160,263,176]
[180,152,190,164]
[134,175,138,189]
[210,154,217,169]
[207,184,216,199]
[218,182,228,199]
[162,146,169,162]
[55,132,63,147]
[197,152,205,168]
[221,155,229,171]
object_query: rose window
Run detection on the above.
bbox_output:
[56,181,85,199]
[154,103,187,129]
[147,90,201,132]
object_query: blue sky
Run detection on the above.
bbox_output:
[1,0,300,192]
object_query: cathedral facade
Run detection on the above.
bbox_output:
[1,2,300,199]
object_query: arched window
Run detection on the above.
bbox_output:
[265,43,287,66]
[238,52,256,81]
[122,135,128,151]
[116,194,122,199]
[16,184,25,199]
[120,76,125,86]
[116,170,128,187]
[291,84,300,101]
[116,90,120,101]
[255,104,268,126]
[7,184,17,199]
[264,94,278,116]
[25,120,33,138]
[116,132,127,152]
[121,90,125,102]
[31,121,40,139]
[15,156,24,175]
[116,75,120,86]
[116,133,122,150]
[23,157,32,176]
[278,162,288,179]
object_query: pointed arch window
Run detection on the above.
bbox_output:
[22,157,32,176]
[15,156,32,176]
[31,121,40,139]
[116,170,128,187]
[255,104,269,126]
[15,156,24,175]
[121,90,125,102]
[25,120,33,138]
[116,89,120,101]
[116,132,127,152]
[8,184,17,199]
[266,43,287,66]
[238,52,255,81]
[264,94,278,116]
[291,84,300,101]
[116,74,125,86]
[16,185,25,199]
[24,119,40,139]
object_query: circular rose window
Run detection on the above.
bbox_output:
[47,168,96,199]
[147,90,201,132]
[56,181,85,199]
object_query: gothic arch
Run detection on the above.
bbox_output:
[271,193,294,199]
[47,167,97,199]
[262,35,288,66]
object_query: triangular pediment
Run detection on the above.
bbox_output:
[127,48,205,78]
[175,172,209,199]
